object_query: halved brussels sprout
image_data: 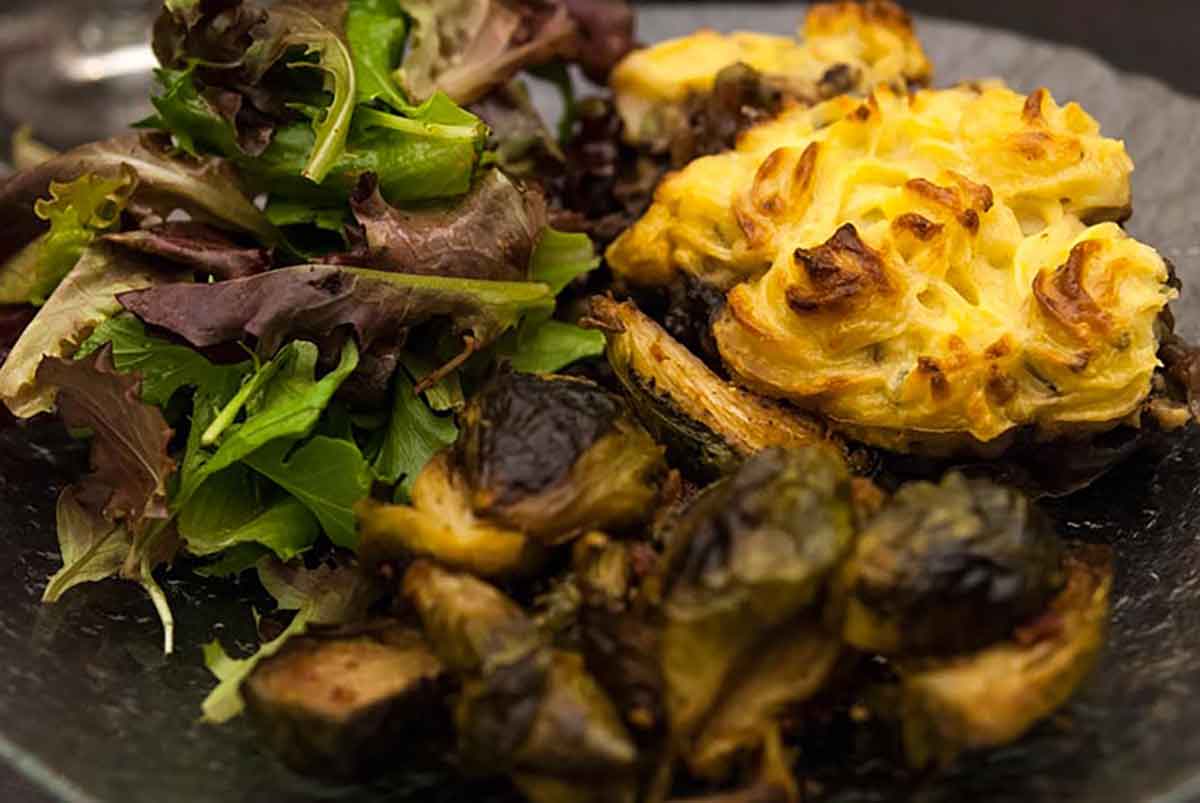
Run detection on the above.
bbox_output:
[659,447,854,737]
[898,544,1112,768]
[457,370,667,542]
[357,452,546,578]
[588,296,845,481]
[403,561,638,796]
[831,473,1065,655]
[688,618,841,781]
[242,621,447,779]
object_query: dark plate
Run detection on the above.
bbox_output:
[3,4,1200,802]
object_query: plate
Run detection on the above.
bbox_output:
[2,5,1200,802]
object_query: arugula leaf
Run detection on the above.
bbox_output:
[530,227,598,293]
[184,491,321,562]
[373,367,458,498]
[176,339,359,508]
[147,67,243,159]
[243,435,373,548]
[346,0,410,112]
[178,465,261,548]
[503,319,605,373]
[76,314,249,408]
[0,168,137,305]
[42,486,131,603]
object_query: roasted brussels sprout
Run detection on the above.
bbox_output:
[457,370,667,542]
[357,452,546,578]
[659,447,854,737]
[242,621,448,779]
[831,473,1065,655]
[688,618,841,780]
[403,561,638,799]
[588,296,845,481]
[898,545,1112,768]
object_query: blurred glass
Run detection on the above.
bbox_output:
[0,0,159,149]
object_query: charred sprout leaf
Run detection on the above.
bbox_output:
[529,227,598,294]
[119,265,553,362]
[660,447,854,737]
[372,366,458,494]
[37,347,176,532]
[689,619,841,780]
[357,453,544,577]
[257,556,384,624]
[104,222,272,280]
[395,0,576,106]
[344,170,545,281]
[0,245,164,419]
[243,435,373,549]
[345,0,410,112]
[899,545,1112,768]
[457,371,665,543]
[0,167,137,305]
[42,486,132,603]
[243,622,448,779]
[0,134,279,266]
[589,297,844,482]
[833,473,1065,656]
[75,314,249,408]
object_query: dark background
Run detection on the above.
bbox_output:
[1,2,1198,802]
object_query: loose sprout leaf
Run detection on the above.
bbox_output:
[75,314,250,408]
[529,227,599,293]
[0,167,137,305]
[37,347,177,531]
[243,435,373,548]
[372,366,458,496]
[0,245,163,418]
[501,319,605,373]
[175,339,359,510]
[119,265,554,361]
[345,0,411,112]
[256,557,383,624]
[202,609,313,724]
[42,486,132,603]
[344,169,545,281]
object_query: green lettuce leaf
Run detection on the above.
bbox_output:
[530,227,598,293]
[0,245,164,419]
[42,486,131,604]
[76,314,249,408]
[346,0,410,111]
[0,168,137,305]
[147,67,243,160]
[195,544,271,578]
[372,366,458,497]
[182,475,321,562]
[504,319,605,373]
[243,435,373,548]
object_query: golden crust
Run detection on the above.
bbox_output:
[608,84,1174,451]
[609,1,932,149]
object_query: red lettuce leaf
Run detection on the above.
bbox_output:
[104,222,273,280]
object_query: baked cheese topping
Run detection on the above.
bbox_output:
[608,84,1174,450]
[610,1,932,148]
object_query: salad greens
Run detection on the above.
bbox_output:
[0,0,625,655]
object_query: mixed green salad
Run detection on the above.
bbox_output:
[0,0,633,656]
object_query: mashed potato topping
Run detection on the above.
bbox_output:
[611,1,932,149]
[608,84,1174,451]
